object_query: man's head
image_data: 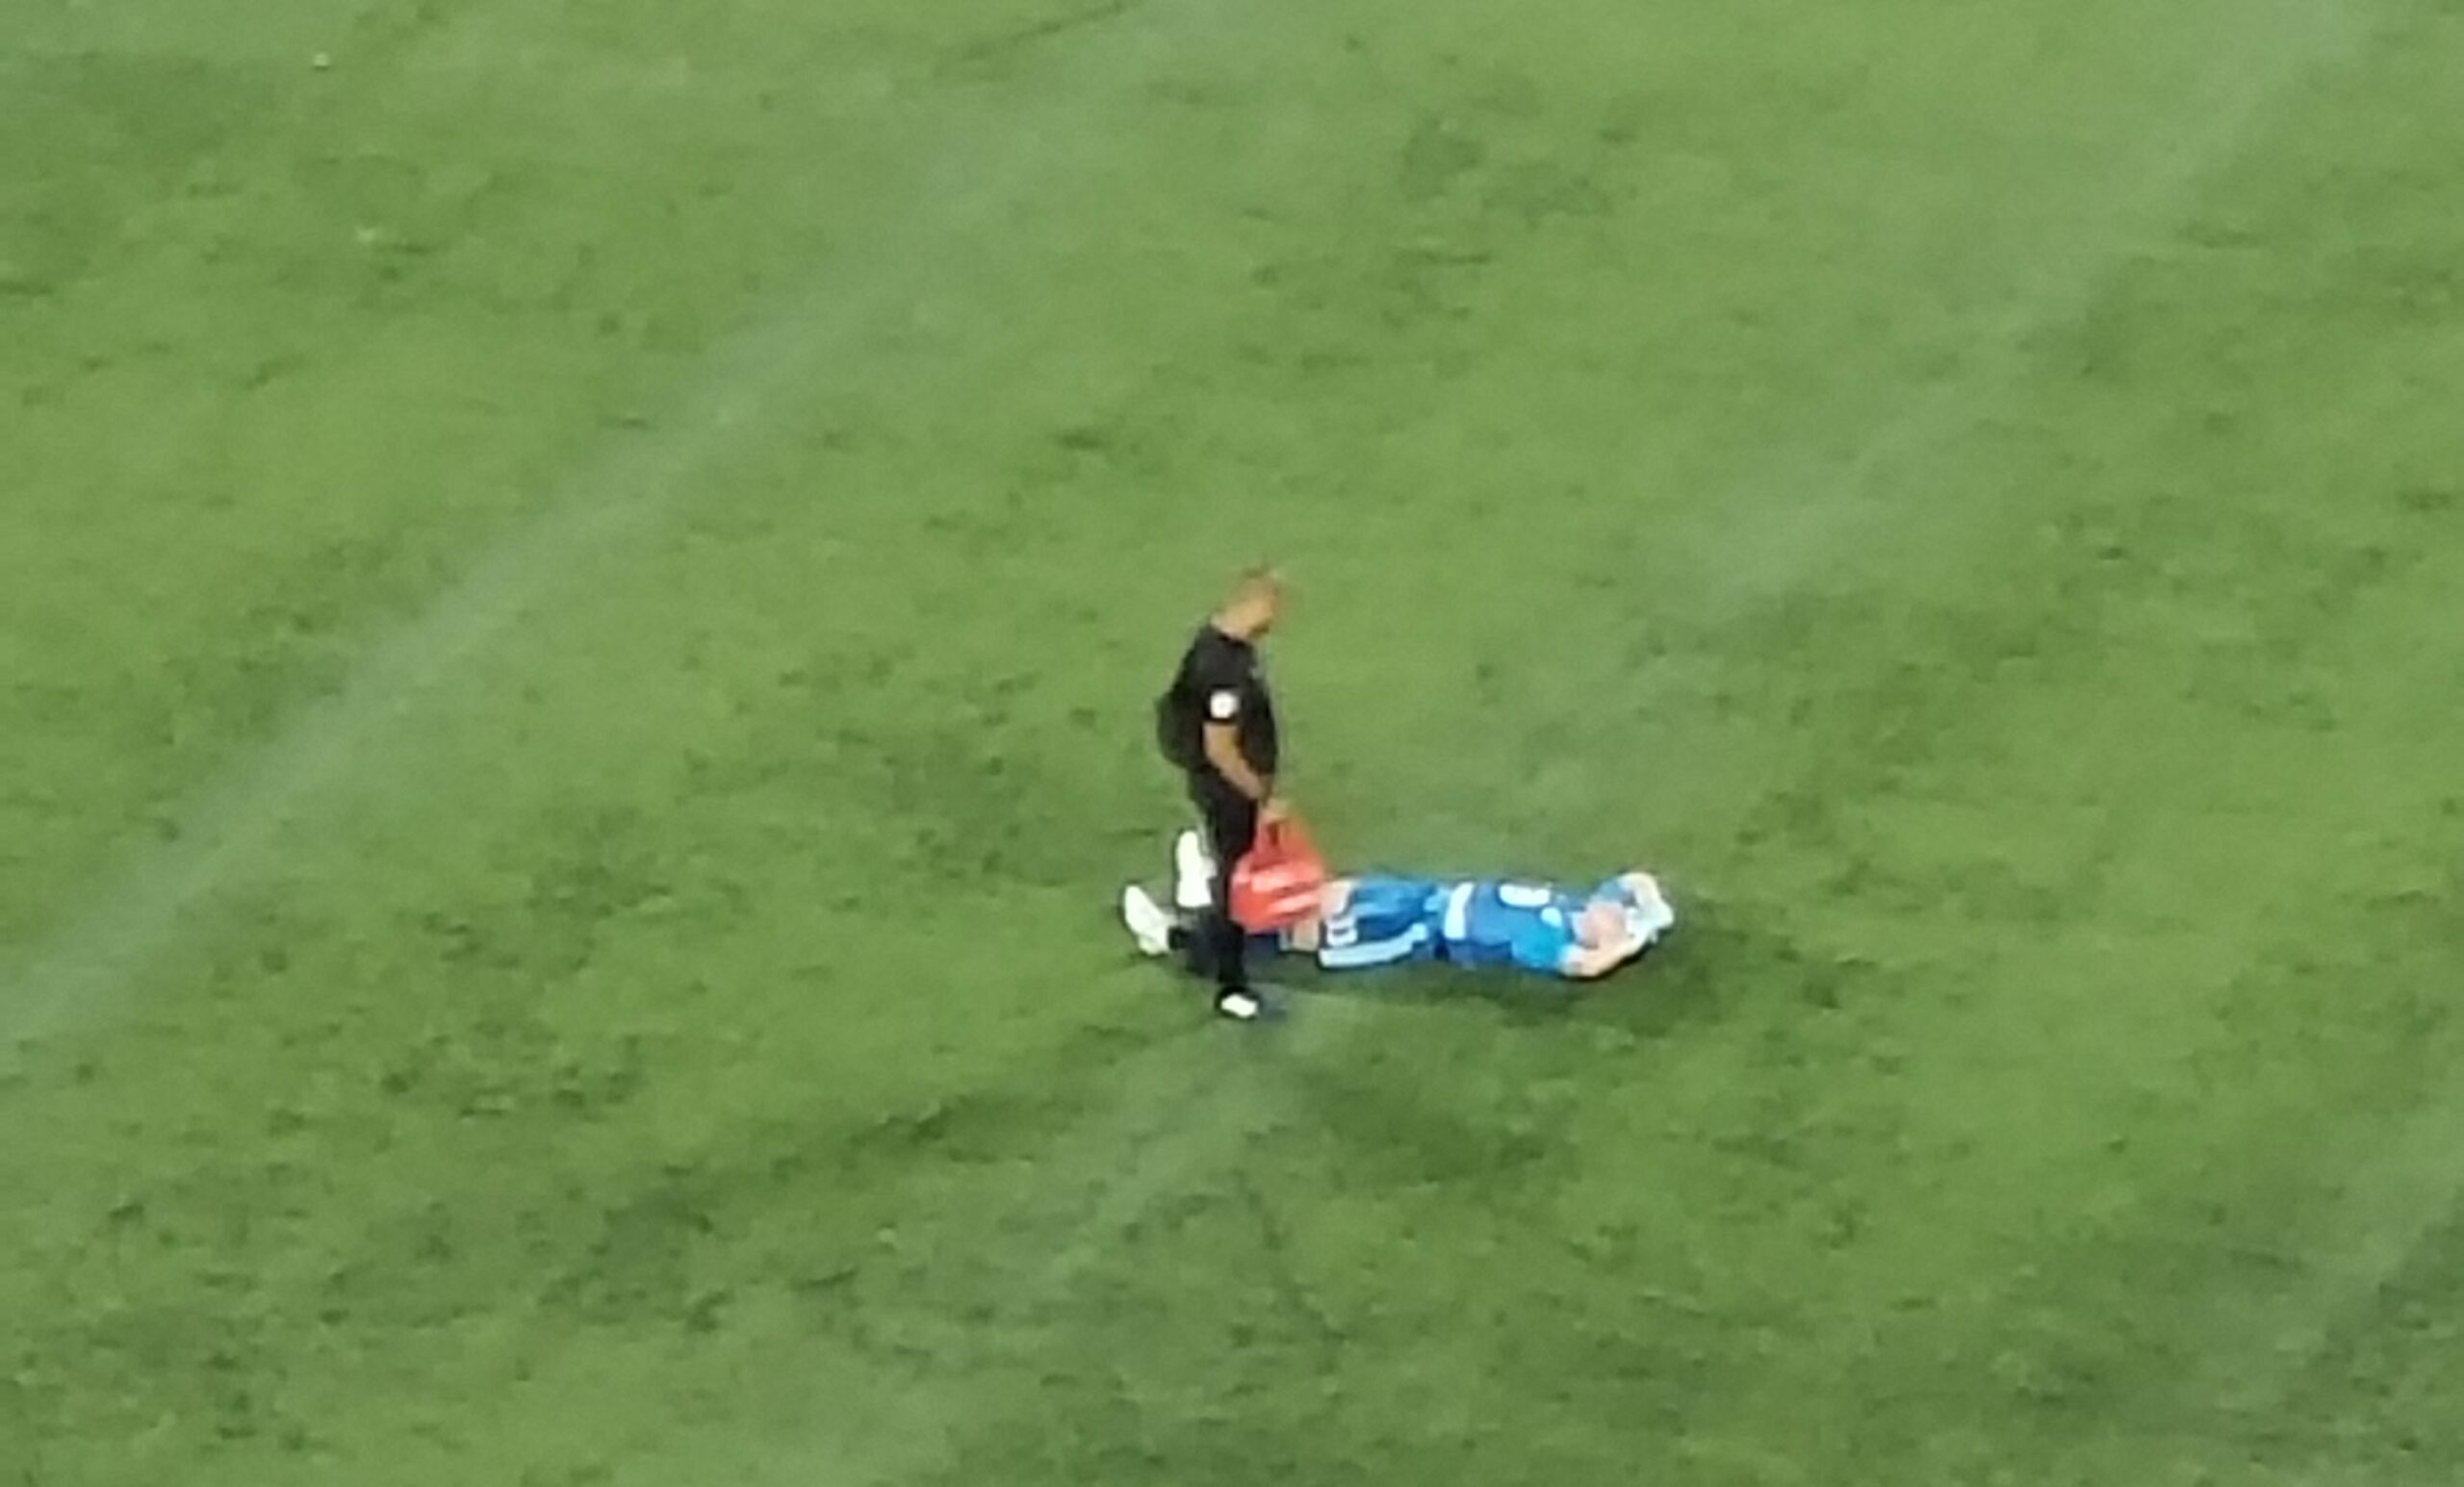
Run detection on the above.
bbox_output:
[1216,567,1283,639]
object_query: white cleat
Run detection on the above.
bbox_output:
[1120,885,1175,958]
[1214,989,1264,1022]
[1173,829,1216,911]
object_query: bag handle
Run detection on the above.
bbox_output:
[1252,813,1314,859]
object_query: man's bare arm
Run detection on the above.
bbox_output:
[1202,721,1272,804]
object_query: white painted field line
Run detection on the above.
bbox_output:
[753,6,2396,1481]
[1658,0,2375,614]
[5,372,751,1060]
[759,1029,1294,1485]
[0,0,1216,1069]
[1,1,2391,1480]
[1657,0,2439,1459]
[1660,0,2446,1459]
[2220,1091,2464,1409]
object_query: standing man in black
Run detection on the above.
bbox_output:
[1153,569,1286,1022]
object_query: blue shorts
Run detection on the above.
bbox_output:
[1315,875,1445,971]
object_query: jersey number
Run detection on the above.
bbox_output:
[1496,884,1553,909]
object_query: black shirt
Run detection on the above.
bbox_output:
[1155,624,1279,784]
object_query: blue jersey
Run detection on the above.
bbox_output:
[1316,875,1590,975]
[1436,880,1586,974]
[1316,875,1447,970]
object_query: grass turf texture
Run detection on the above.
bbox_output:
[5,0,2464,1481]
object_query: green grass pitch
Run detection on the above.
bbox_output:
[5,0,2463,1481]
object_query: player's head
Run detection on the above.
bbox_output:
[1219,566,1283,637]
[1585,872,1672,957]
[1606,876,1665,945]
[1575,898,1632,952]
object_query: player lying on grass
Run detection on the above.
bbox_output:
[1121,831,1675,982]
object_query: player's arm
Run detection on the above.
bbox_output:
[1559,943,1629,981]
[1505,925,1605,981]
